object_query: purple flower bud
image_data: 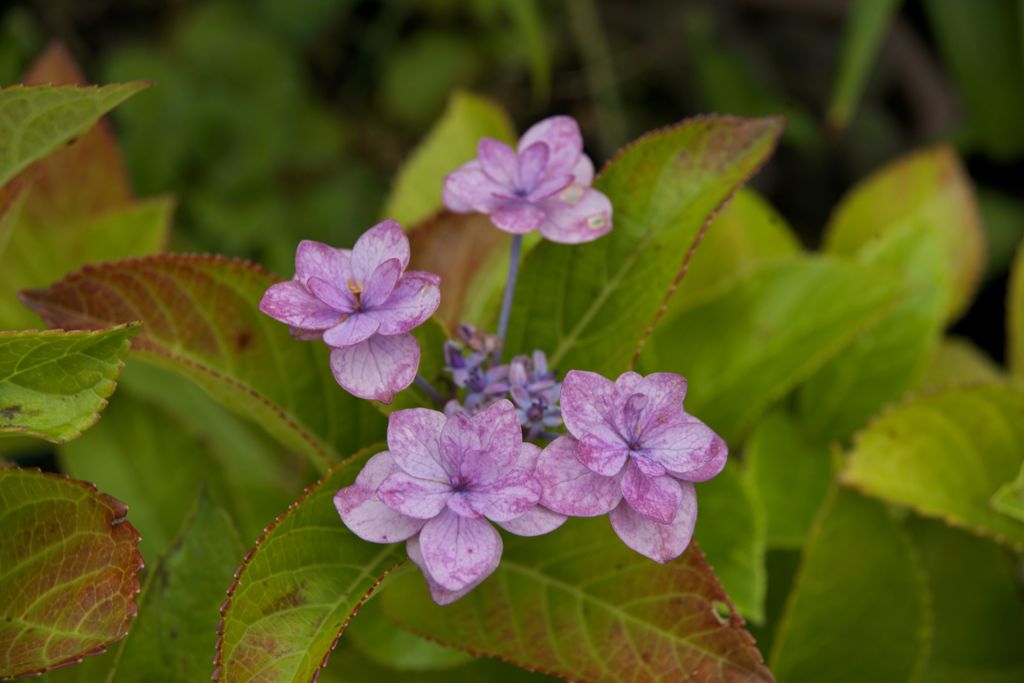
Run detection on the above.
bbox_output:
[443,116,613,244]
[535,370,727,563]
[259,220,441,403]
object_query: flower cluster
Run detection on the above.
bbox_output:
[261,114,728,606]
[259,220,440,403]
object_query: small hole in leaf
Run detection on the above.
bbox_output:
[712,601,731,624]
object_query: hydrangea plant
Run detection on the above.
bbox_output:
[3,45,1023,683]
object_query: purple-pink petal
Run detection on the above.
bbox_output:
[387,408,451,481]
[667,431,728,483]
[577,432,630,478]
[322,313,380,348]
[329,332,419,403]
[351,219,410,283]
[378,471,452,519]
[643,413,726,478]
[295,240,353,287]
[307,276,357,313]
[477,138,519,187]
[443,161,505,214]
[537,435,622,517]
[518,116,583,179]
[365,271,441,335]
[440,399,521,476]
[259,281,339,330]
[608,483,697,563]
[517,141,550,191]
[497,505,566,537]
[560,370,621,444]
[466,468,541,522]
[571,154,595,186]
[538,186,612,244]
[407,535,481,605]
[334,452,426,543]
[620,459,682,524]
[491,202,546,235]
[418,508,503,591]
[361,258,402,308]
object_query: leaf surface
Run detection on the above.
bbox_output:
[383,519,773,683]
[19,255,385,465]
[843,383,1024,549]
[506,115,784,374]
[0,325,137,443]
[0,469,142,678]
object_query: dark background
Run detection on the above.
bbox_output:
[2,0,1021,359]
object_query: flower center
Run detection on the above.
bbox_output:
[347,279,364,310]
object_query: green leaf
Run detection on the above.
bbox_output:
[384,91,514,227]
[666,188,802,315]
[639,256,903,442]
[769,487,929,683]
[214,447,404,683]
[505,115,784,375]
[843,383,1024,549]
[19,255,386,467]
[382,521,773,683]
[923,0,1024,160]
[104,493,243,683]
[912,336,1002,393]
[0,325,137,443]
[826,0,903,133]
[694,461,766,624]
[798,209,949,441]
[60,363,297,561]
[1010,242,1024,378]
[0,83,149,186]
[346,600,471,672]
[911,518,1024,683]
[823,145,985,321]
[0,468,143,679]
[991,461,1024,524]
[744,411,834,549]
[0,195,173,329]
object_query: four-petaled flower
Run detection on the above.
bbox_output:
[443,116,612,244]
[259,219,440,403]
[334,400,565,604]
[536,370,727,563]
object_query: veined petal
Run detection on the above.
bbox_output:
[365,271,441,335]
[478,137,519,187]
[307,276,357,313]
[378,471,452,519]
[578,432,629,477]
[620,459,682,524]
[491,202,546,235]
[407,536,481,605]
[609,484,697,563]
[538,187,612,244]
[517,141,550,192]
[444,160,505,214]
[645,413,728,480]
[440,399,522,477]
[419,509,503,591]
[387,408,451,481]
[329,333,419,403]
[361,258,402,308]
[536,435,622,517]
[497,505,566,537]
[295,240,353,287]
[259,281,339,329]
[323,313,380,347]
[467,468,541,522]
[560,370,620,444]
[352,219,410,283]
[518,116,583,179]
[333,453,425,544]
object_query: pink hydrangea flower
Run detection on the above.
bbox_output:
[536,370,727,563]
[443,116,612,244]
[259,219,440,403]
[334,400,565,604]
